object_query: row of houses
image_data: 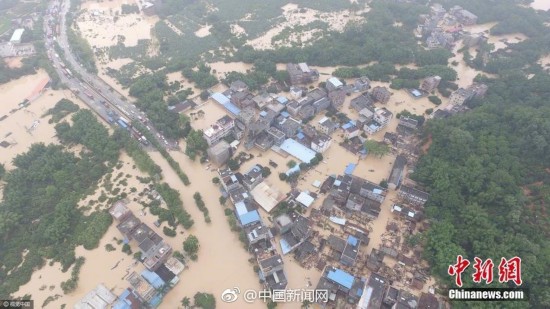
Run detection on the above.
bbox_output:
[417,4,478,50]
[221,166,288,291]
[75,201,186,308]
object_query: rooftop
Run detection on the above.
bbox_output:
[296,191,315,208]
[280,138,317,163]
[327,268,355,290]
[250,181,285,213]
[10,28,24,42]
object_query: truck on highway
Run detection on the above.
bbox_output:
[65,68,72,78]
[83,91,93,99]
[117,119,129,129]
[60,62,66,69]
[119,117,130,126]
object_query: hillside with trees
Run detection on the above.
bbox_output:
[413,72,550,308]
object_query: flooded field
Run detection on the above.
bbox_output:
[209,61,254,79]
[247,3,367,50]
[78,0,158,48]
[0,70,88,170]
[488,32,528,51]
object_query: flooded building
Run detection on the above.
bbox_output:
[277,212,312,255]
[326,77,344,92]
[203,115,235,146]
[354,76,371,92]
[287,63,319,85]
[318,117,338,135]
[75,284,117,309]
[388,155,407,189]
[315,266,365,305]
[398,185,430,207]
[420,76,441,93]
[242,164,264,190]
[371,86,391,104]
[357,273,388,309]
[207,140,231,166]
[351,94,374,113]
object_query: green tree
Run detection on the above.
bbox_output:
[0,163,5,180]
[287,160,297,168]
[181,296,191,308]
[364,140,390,158]
[194,292,216,309]
[183,235,199,259]
[212,177,220,184]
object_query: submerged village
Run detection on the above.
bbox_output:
[2,0,548,308]
[68,5,491,307]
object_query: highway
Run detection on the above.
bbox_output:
[43,0,179,150]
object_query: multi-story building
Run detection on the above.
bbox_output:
[351,93,374,112]
[374,108,393,127]
[354,76,371,91]
[318,117,338,135]
[242,164,264,190]
[287,63,319,85]
[267,126,286,146]
[311,133,332,153]
[359,180,387,203]
[388,155,407,190]
[398,185,430,207]
[449,88,474,105]
[207,140,231,166]
[203,115,235,146]
[372,86,391,104]
[326,77,344,92]
[420,76,442,93]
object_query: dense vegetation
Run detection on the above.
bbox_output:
[414,72,550,308]
[236,1,430,67]
[183,234,199,261]
[129,73,183,139]
[155,183,194,229]
[43,99,80,123]
[193,192,211,223]
[0,108,119,297]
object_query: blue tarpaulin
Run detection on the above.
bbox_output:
[327,268,354,289]
[141,270,165,289]
[347,235,358,246]
[344,163,356,175]
[280,239,292,255]
[239,210,260,226]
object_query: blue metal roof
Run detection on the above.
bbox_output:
[280,111,290,118]
[296,132,305,140]
[344,163,356,175]
[280,238,292,255]
[235,201,248,216]
[347,235,358,246]
[280,139,317,163]
[212,92,230,105]
[342,123,353,130]
[327,268,355,289]
[277,96,289,104]
[149,293,162,307]
[239,210,260,226]
[141,270,165,289]
[223,102,241,116]
[259,111,268,117]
